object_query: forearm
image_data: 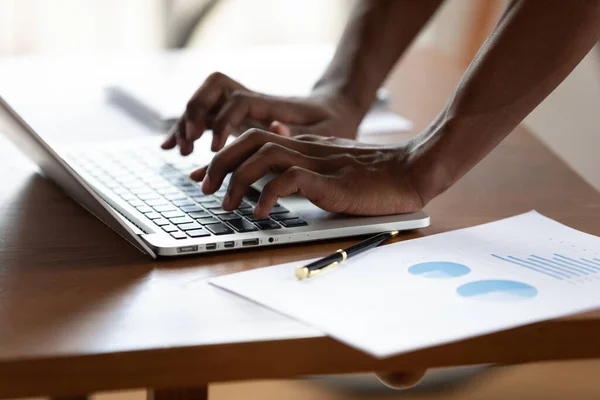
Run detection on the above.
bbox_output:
[408,0,600,204]
[314,0,444,117]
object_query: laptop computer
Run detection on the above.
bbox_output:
[0,95,430,258]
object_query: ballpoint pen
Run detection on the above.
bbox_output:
[295,230,400,280]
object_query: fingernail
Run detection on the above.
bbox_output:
[201,175,211,193]
[222,193,231,209]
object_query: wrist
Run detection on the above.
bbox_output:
[403,119,460,205]
[312,79,376,121]
[309,85,368,134]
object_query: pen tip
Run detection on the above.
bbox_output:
[295,267,309,280]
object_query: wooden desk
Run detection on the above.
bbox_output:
[1,48,600,399]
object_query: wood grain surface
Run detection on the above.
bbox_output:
[0,48,599,398]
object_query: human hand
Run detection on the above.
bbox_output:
[161,72,363,156]
[189,129,424,218]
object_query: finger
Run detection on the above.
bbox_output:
[223,143,324,210]
[161,133,177,149]
[254,166,329,218]
[211,92,276,152]
[268,121,292,137]
[185,72,246,141]
[176,132,194,156]
[189,165,208,182]
[211,123,232,153]
[202,129,313,194]
[161,119,183,149]
[212,93,324,151]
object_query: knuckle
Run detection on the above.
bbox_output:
[206,71,226,85]
[285,166,304,181]
[243,128,267,141]
[259,142,282,157]
[230,90,248,103]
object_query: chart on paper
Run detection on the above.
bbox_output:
[211,211,600,358]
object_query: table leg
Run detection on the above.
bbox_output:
[148,386,208,400]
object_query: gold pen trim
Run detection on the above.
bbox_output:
[295,231,400,280]
[336,249,348,263]
[295,261,339,280]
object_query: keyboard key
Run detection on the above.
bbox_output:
[219,213,242,221]
[227,218,258,233]
[203,202,222,209]
[210,208,233,215]
[238,201,252,209]
[178,222,202,231]
[181,205,204,213]
[170,216,194,225]
[244,187,261,202]
[206,223,234,235]
[128,199,145,207]
[162,224,179,233]
[269,205,288,214]
[191,195,217,204]
[245,214,269,222]
[130,187,155,196]
[120,193,138,202]
[280,218,308,227]
[238,208,255,216]
[271,212,298,221]
[172,199,195,207]
[153,204,178,213]
[213,190,227,199]
[181,188,204,197]
[170,231,188,240]
[187,229,210,238]
[188,210,210,219]
[137,193,161,201]
[161,210,185,219]
[146,198,170,207]
[136,205,154,214]
[153,218,170,226]
[144,212,162,220]
[197,216,220,225]
[255,220,281,230]
[158,188,182,196]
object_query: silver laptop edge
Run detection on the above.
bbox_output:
[0,95,158,257]
[0,95,430,257]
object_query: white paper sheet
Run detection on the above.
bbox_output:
[211,211,600,358]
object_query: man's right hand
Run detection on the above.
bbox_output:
[161,72,363,156]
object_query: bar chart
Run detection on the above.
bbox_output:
[491,253,600,281]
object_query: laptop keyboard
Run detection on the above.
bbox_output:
[70,149,307,240]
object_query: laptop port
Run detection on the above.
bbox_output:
[242,239,259,246]
[177,245,198,254]
[206,243,217,250]
[224,241,235,248]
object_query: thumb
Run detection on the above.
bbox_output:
[269,120,318,137]
[268,120,292,137]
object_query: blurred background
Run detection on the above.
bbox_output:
[1,0,598,192]
[1,1,599,399]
